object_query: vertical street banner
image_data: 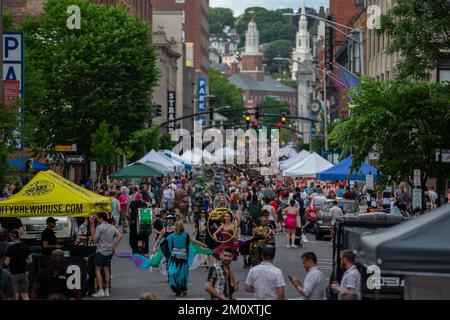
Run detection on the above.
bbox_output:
[3,32,25,150]
[197,75,207,125]
[167,91,176,134]
[3,80,20,107]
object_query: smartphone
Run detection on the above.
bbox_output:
[288,275,294,283]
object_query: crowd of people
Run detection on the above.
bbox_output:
[1,164,449,300]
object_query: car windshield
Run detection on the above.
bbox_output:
[322,201,358,214]
[313,197,327,206]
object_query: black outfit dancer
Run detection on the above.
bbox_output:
[129,195,149,254]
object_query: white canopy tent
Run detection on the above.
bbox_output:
[279,146,298,159]
[137,150,182,173]
[282,152,333,178]
[181,148,214,166]
[280,150,311,171]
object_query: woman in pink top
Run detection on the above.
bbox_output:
[283,199,300,248]
[118,189,129,232]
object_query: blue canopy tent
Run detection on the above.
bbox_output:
[9,157,49,171]
[161,150,193,170]
[317,156,377,181]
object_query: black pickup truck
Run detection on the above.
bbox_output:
[329,213,410,300]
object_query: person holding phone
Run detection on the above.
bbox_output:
[289,252,326,300]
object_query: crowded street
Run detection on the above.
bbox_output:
[1,0,450,306]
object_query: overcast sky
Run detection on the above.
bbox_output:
[210,0,329,16]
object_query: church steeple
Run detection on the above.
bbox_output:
[245,19,260,55]
[292,0,312,80]
[241,17,264,81]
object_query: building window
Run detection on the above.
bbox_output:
[439,70,450,82]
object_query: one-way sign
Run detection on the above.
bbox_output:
[65,155,86,164]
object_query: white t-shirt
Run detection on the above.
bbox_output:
[245,262,286,300]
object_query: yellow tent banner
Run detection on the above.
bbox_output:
[0,170,111,217]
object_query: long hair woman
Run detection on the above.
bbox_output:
[166,221,191,296]
[212,212,240,261]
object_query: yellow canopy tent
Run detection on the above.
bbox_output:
[0,170,111,217]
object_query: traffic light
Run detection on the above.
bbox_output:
[255,105,260,120]
[245,113,251,123]
[154,104,162,117]
[281,112,287,125]
[276,122,282,128]
[253,121,258,129]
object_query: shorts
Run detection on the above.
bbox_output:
[12,273,29,294]
[95,252,113,267]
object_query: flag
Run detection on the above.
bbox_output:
[328,73,346,91]
[336,63,361,89]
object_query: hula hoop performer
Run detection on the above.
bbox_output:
[212,211,240,261]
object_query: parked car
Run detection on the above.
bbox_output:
[316,199,359,240]
[304,195,327,232]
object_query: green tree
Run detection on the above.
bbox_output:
[209,69,245,123]
[125,125,161,163]
[21,0,159,157]
[209,7,235,36]
[329,78,450,189]
[294,139,310,152]
[264,40,294,74]
[236,7,296,46]
[380,0,450,80]
[259,97,291,125]
[0,106,19,186]
[90,121,120,179]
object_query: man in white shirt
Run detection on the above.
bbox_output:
[330,200,344,241]
[245,245,286,300]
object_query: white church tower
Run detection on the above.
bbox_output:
[292,0,313,81]
[292,0,314,144]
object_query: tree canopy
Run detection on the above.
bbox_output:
[329,78,450,188]
[21,0,159,157]
[209,69,245,123]
[380,0,450,80]
[0,106,19,185]
[209,7,235,36]
[236,7,297,46]
[264,40,294,74]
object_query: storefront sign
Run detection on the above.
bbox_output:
[167,91,176,134]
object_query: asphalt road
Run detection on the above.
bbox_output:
[87,223,333,300]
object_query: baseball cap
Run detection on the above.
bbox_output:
[166,214,176,220]
[46,217,58,224]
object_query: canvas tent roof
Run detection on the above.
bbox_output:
[283,152,333,178]
[279,146,298,159]
[161,150,193,170]
[137,150,182,172]
[109,163,166,178]
[0,170,111,217]
[317,156,378,181]
[280,150,311,170]
[360,204,450,275]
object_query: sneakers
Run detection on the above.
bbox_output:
[105,289,110,297]
[291,245,299,249]
[92,289,105,298]
[286,244,291,248]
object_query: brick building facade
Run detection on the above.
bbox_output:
[152,0,209,76]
